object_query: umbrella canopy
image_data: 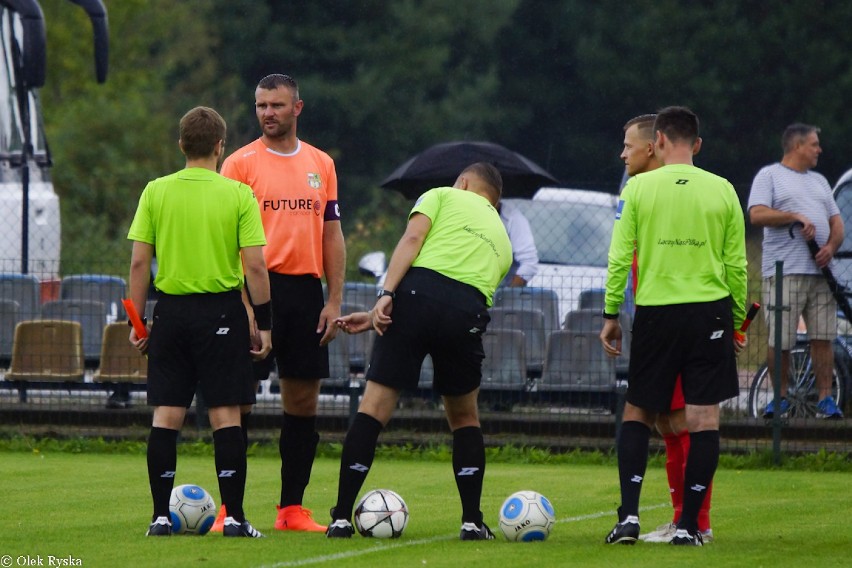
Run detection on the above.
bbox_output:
[380,141,559,199]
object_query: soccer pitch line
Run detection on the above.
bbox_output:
[255,503,668,568]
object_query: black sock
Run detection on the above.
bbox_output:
[147,427,178,520]
[452,426,486,525]
[213,426,247,523]
[332,412,383,521]
[617,421,651,519]
[279,413,320,507]
[241,412,252,450]
[679,430,720,533]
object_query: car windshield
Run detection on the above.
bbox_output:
[510,199,614,267]
[833,179,852,288]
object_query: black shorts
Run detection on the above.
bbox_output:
[147,291,256,408]
[255,272,329,380]
[627,297,739,412]
[366,268,490,396]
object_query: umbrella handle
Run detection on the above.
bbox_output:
[788,221,821,256]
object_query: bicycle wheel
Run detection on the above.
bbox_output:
[748,345,845,418]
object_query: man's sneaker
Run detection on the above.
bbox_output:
[146,516,171,536]
[763,398,790,419]
[605,515,640,544]
[639,521,677,543]
[699,528,714,543]
[816,396,844,419]
[274,504,327,532]
[670,528,703,546]
[209,505,227,532]
[326,519,355,538]
[460,521,496,541]
[223,517,264,538]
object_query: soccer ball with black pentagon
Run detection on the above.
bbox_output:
[354,489,409,538]
[498,490,555,541]
[169,484,217,535]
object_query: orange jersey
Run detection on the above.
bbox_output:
[221,138,340,277]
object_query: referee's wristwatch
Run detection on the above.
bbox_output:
[376,289,396,300]
[601,310,619,320]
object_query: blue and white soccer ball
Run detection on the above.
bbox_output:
[354,489,409,538]
[498,490,556,542]
[169,484,217,535]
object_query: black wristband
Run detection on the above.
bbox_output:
[602,311,619,320]
[253,301,272,330]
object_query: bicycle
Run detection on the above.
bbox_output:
[748,332,850,418]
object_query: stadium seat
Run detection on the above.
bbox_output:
[340,302,373,372]
[480,328,528,391]
[488,307,546,375]
[564,307,631,376]
[343,281,377,312]
[537,330,615,392]
[324,330,350,389]
[577,288,606,310]
[93,322,147,383]
[41,299,107,364]
[60,274,127,323]
[418,354,434,390]
[144,299,158,321]
[0,299,21,365]
[0,272,40,321]
[493,287,560,333]
[5,320,85,382]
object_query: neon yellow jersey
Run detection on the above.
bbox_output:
[604,164,747,326]
[410,187,512,305]
[128,167,267,295]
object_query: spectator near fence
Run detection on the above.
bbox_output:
[747,123,845,420]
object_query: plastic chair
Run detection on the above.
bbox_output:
[0,272,40,321]
[418,354,434,390]
[343,282,377,312]
[340,302,374,373]
[537,330,615,392]
[93,322,148,383]
[578,288,606,310]
[0,299,21,364]
[492,287,560,333]
[5,320,85,381]
[41,299,107,364]
[323,331,350,389]
[60,274,127,322]
[489,307,546,375]
[480,328,528,391]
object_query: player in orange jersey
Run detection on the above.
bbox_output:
[213,74,345,533]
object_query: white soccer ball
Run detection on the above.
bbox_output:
[169,484,217,535]
[354,489,409,538]
[498,490,556,542]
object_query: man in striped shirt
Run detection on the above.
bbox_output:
[747,123,845,419]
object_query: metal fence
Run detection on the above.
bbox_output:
[0,235,850,456]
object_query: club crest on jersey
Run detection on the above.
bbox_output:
[307,172,322,189]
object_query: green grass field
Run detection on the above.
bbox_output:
[0,447,848,568]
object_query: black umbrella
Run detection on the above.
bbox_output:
[380,141,559,199]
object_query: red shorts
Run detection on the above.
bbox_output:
[670,375,685,411]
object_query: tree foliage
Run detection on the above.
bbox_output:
[31,0,852,276]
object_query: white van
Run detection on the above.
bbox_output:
[502,187,620,324]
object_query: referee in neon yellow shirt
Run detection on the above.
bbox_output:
[127,107,272,538]
[326,162,511,540]
[600,106,747,546]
